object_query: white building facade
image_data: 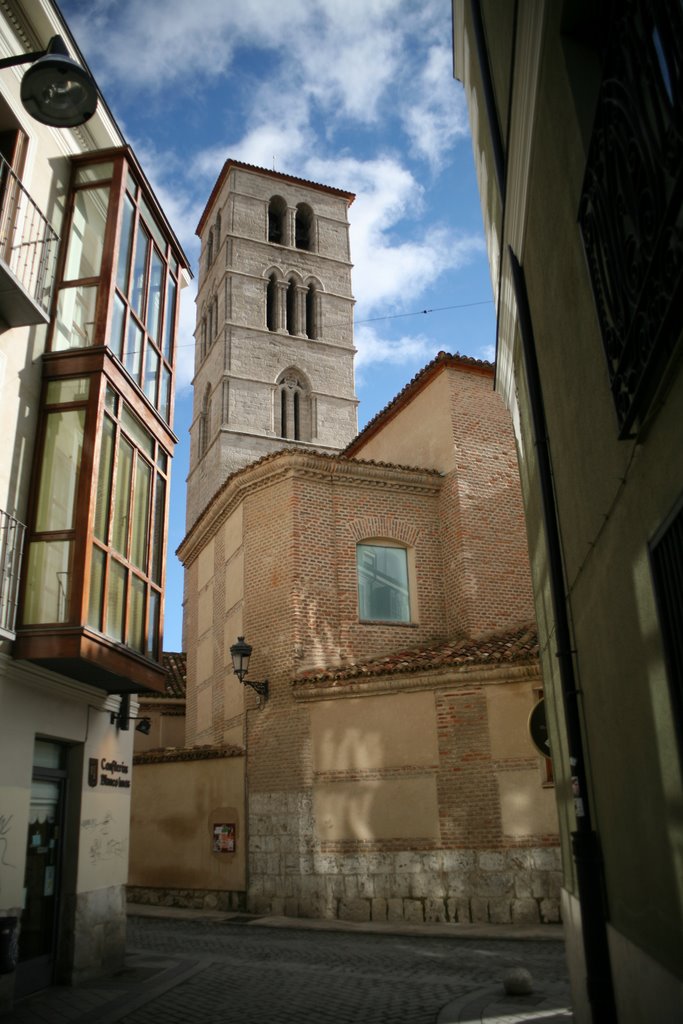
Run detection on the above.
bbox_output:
[0,1,188,1007]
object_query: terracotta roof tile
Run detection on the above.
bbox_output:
[134,744,243,765]
[178,448,441,556]
[292,623,538,687]
[144,651,187,699]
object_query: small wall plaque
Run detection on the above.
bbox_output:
[212,823,236,853]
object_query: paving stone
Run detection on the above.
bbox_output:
[3,915,573,1024]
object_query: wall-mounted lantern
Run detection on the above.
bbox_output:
[109,693,151,732]
[0,35,97,127]
[230,636,269,702]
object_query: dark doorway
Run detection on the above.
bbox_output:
[15,740,67,997]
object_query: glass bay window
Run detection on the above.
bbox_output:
[15,149,188,694]
[50,153,179,426]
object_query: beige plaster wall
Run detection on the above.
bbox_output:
[311,691,438,771]
[517,5,683,981]
[134,710,185,754]
[352,371,456,472]
[486,682,538,759]
[313,775,440,842]
[458,0,683,1004]
[498,771,558,838]
[128,755,246,892]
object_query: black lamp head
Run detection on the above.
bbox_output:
[20,36,97,128]
[230,635,252,683]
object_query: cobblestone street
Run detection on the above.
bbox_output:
[5,913,573,1024]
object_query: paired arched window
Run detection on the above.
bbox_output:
[199,383,211,458]
[199,316,207,361]
[276,369,312,441]
[295,203,313,250]
[266,273,278,331]
[268,195,287,244]
[199,294,219,359]
[267,197,316,250]
[205,210,221,270]
[286,278,297,335]
[211,294,218,343]
[305,282,319,339]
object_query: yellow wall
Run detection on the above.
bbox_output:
[351,370,456,472]
[311,691,438,771]
[128,754,246,891]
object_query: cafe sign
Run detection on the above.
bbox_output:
[88,757,131,789]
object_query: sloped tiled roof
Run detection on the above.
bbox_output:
[178,448,442,560]
[344,351,494,456]
[142,652,187,699]
[292,623,538,689]
[134,744,243,765]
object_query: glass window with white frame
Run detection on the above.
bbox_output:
[357,543,411,622]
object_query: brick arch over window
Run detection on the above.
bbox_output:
[268,195,287,244]
[349,517,421,548]
[275,367,312,441]
[295,202,314,251]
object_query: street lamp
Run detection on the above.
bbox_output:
[230,636,269,702]
[108,693,152,732]
[0,35,97,127]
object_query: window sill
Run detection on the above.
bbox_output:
[358,619,418,627]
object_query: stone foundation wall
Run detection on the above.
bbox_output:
[247,791,562,925]
[65,885,127,984]
[127,886,246,912]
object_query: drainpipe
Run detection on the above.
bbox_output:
[508,246,617,1024]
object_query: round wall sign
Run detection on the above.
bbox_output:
[528,698,550,757]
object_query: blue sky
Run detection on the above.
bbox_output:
[59,0,496,651]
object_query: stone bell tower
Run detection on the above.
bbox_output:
[186,160,358,529]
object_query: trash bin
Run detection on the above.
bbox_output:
[0,917,18,974]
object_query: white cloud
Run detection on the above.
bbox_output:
[190,106,313,182]
[61,0,482,379]
[400,45,470,168]
[175,278,198,391]
[354,323,437,369]
[306,154,483,314]
[66,0,406,120]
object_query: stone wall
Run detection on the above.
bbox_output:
[127,887,245,912]
[186,162,358,529]
[63,885,127,984]
[247,792,562,924]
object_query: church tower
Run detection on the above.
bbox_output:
[186,161,358,528]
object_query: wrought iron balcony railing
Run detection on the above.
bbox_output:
[0,153,59,327]
[0,508,25,639]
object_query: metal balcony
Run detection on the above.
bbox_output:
[0,154,59,328]
[0,508,25,639]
